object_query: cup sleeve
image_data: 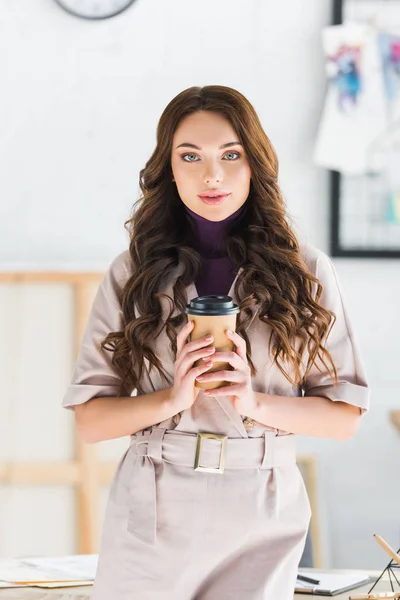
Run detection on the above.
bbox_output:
[301,251,370,415]
[62,252,134,410]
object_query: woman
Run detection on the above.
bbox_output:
[62,85,370,599]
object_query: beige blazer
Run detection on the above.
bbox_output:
[62,243,370,438]
[62,243,370,599]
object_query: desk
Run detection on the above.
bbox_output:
[295,569,386,599]
[0,570,388,600]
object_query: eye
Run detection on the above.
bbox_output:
[181,151,241,162]
[181,153,199,162]
[223,151,241,161]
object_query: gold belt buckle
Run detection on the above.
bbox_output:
[194,433,227,474]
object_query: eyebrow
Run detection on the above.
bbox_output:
[175,141,243,150]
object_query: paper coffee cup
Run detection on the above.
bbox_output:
[185,295,240,389]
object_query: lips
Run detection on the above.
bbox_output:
[197,192,231,205]
[198,191,230,199]
[198,194,230,205]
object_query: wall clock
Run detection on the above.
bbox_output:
[54,0,136,20]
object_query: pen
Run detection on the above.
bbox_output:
[373,535,400,568]
[297,574,321,585]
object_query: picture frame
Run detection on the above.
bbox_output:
[330,0,400,258]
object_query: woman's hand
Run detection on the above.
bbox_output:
[170,321,216,412]
[195,329,258,415]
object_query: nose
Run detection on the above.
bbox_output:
[203,159,223,185]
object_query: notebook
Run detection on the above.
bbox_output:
[296,571,374,596]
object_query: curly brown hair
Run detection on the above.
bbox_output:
[102,85,338,397]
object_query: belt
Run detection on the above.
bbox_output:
[126,428,297,546]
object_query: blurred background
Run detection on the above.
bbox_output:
[0,0,399,572]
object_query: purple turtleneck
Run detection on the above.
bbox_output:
[184,204,245,297]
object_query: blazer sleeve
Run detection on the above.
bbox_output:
[301,251,370,414]
[62,251,134,410]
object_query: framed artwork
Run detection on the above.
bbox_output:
[328,0,400,258]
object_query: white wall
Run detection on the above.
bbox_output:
[1,0,399,570]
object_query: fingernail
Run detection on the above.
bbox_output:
[227,329,233,334]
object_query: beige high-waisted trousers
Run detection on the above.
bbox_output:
[91,426,311,600]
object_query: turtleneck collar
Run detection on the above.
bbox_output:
[184,203,246,258]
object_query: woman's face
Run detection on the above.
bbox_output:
[171,110,251,221]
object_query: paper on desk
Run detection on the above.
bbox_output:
[0,580,92,589]
[296,570,373,593]
[0,565,82,584]
[0,581,31,589]
[35,581,93,589]
[23,554,98,581]
[0,559,62,584]
[0,555,98,587]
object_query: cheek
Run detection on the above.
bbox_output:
[172,159,191,184]
[173,167,194,192]
[233,163,251,188]
[173,167,203,199]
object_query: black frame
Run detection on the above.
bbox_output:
[330,0,400,258]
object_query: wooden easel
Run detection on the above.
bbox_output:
[391,411,400,434]
[351,536,400,599]
[0,271,111,554]
[369,536,400,595]
[0,271,321,563]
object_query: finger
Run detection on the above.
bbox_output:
[182,360,214,384]
[178,345,215,377]
[176,320,194,356]
[202,351,243,370]
[226,330,247,362]
[196,369,242,384]
[204,384,245,396]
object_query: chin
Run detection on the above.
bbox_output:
[201,209,227,222]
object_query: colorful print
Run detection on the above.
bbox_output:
[386,192,400,223]
[327,44,362,110]
[378,33,400,103]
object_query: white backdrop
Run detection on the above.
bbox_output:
[0,0,330,270]
[1,0,399,571]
